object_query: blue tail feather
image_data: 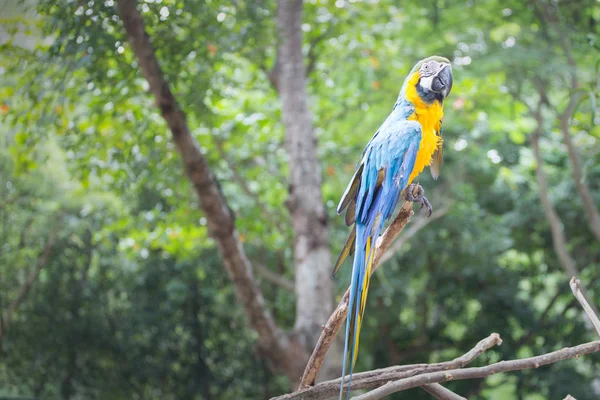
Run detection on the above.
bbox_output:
[339,232,365,400]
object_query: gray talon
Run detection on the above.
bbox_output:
[404,184,433,217]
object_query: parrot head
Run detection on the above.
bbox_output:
[404,56,453,103]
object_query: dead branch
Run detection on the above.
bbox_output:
[350,276,600,400]
[274,333,502,400]
[422,383,466,400]
[570,277,600,337]
[276,273,600,400]
[352,341,600,400]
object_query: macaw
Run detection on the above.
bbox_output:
[333,56,453,398]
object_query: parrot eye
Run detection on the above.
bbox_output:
[421,62,436,76]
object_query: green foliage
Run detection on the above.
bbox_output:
[1,0,599,399]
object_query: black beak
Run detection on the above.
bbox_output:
[431,65,453,96]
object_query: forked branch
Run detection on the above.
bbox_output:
[275,274,600,400]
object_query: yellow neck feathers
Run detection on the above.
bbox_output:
[405,71,444,183]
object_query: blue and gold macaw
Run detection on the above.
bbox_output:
[333,56,453,398]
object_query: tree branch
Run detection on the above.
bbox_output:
[0,227,59,343]
[276,273,600,400]
[297,198,417,389]
[117,0,305,380]
[275,332,502,399]
[421,383,466,400]
[352,340,600,400]
[570,277,600,337]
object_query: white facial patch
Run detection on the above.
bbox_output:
[419,75,435,91]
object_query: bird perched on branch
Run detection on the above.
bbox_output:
[333,56,453,398]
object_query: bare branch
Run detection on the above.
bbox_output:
[298,199,416,388]
[570,277,600,337]
[352,341,600,400]
[276,278,600,400]
[275,333,502,399]
[422,383,466,400]
[117,0,305,380]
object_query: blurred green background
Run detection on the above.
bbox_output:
[1,0,599,399]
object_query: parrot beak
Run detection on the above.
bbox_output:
[419,63,453,97]
[431,64,453,97]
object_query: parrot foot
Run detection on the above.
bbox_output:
[405,184,432,217]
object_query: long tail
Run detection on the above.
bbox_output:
[339,222,378,399]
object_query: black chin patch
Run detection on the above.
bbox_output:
[416,82,444,104]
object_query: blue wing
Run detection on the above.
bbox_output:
[336,118,422,399]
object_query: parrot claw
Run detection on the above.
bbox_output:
[405,184,432,217]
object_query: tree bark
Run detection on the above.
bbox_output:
[276,0,337,380]
[117,0,307,382]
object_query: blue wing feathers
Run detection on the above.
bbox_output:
[338,118,422,399]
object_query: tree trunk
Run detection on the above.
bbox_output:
[118,0,307,384]
[276,0,338,380]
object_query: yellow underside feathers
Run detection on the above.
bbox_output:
[352,235,376,366]
[405,72,444,184]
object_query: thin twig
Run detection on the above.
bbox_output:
[352,341,600,400]
[570,277,600,337]
[422,383,467,400]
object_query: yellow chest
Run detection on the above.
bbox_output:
[405,72,444,183]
